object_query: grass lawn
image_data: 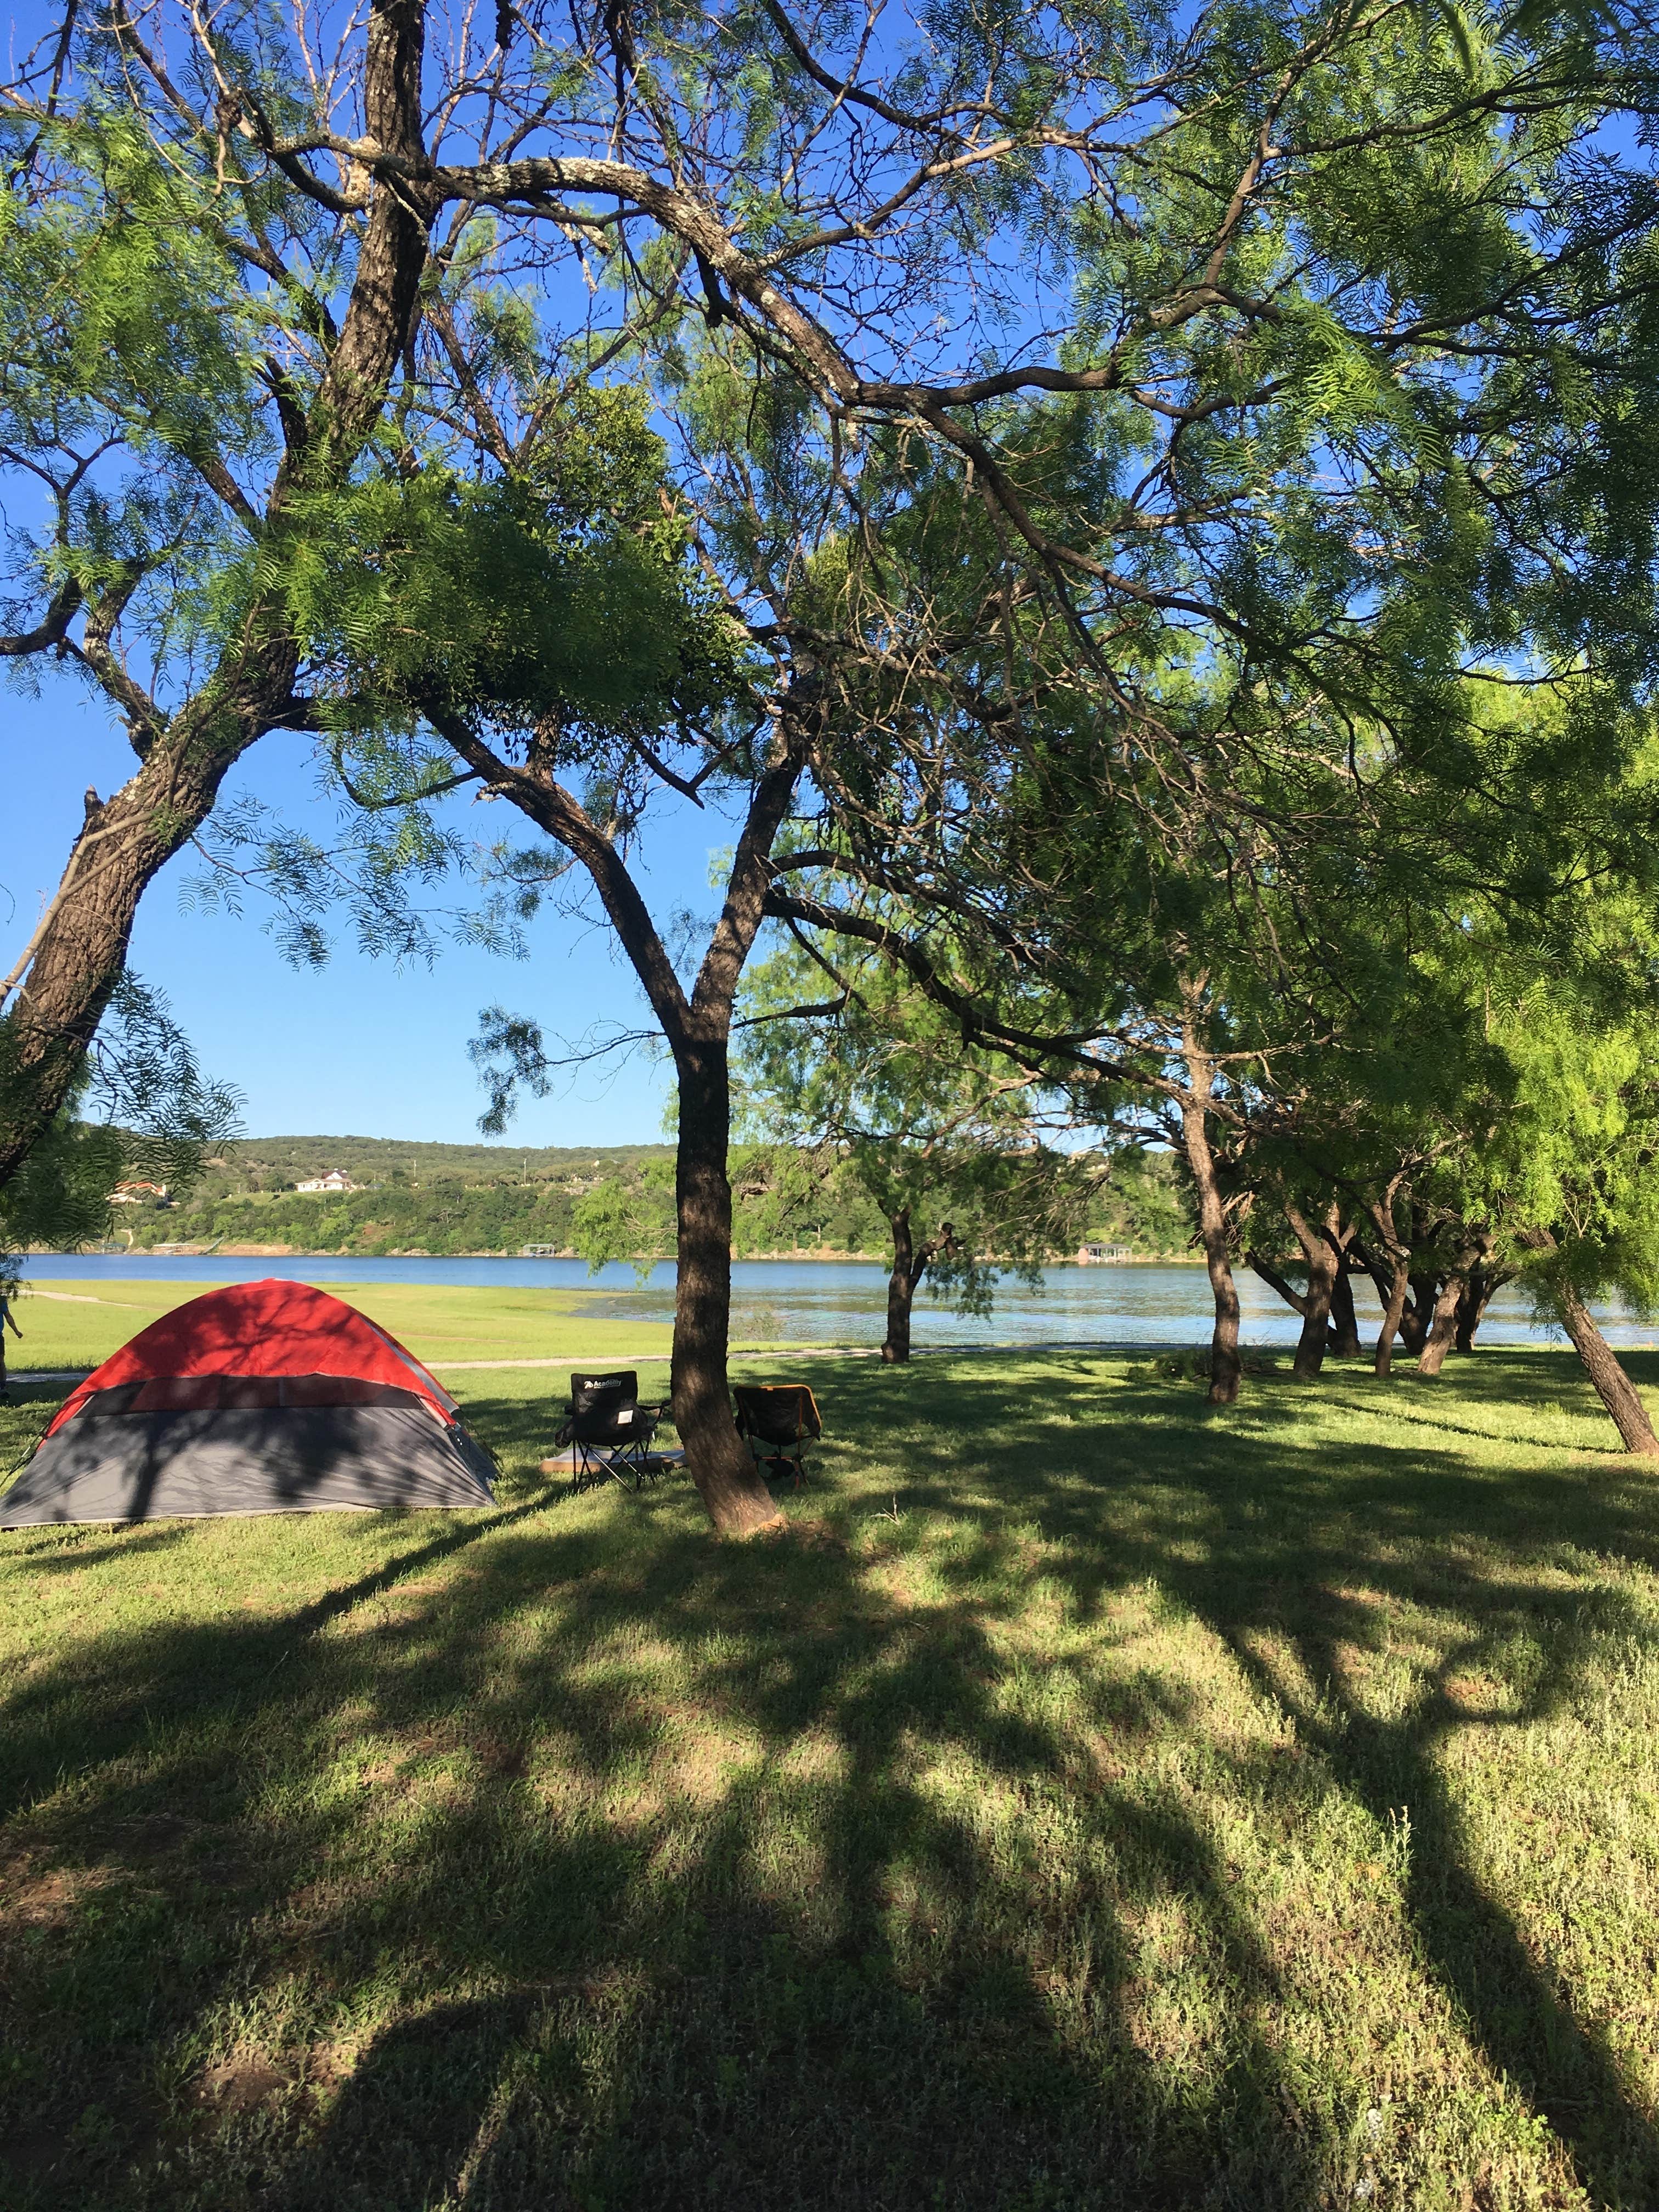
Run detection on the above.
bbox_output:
[3,1344,1659,2208]
[5,1279,674,1373]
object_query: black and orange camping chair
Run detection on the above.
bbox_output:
[733,1383,823,1487]
[556,1372,679,1492]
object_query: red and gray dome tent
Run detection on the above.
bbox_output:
[1,1280,496,1528]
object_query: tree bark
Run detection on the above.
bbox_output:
[1,730,278,1186]
[883,1212,918,1363]
[1177,998,1241,1406]
[1286,1202,1340,1382]
[881,1209,953,1363]
[1555,1281,1659,1456]
[1453,1274,1482,1355]
[1401,1272,1440,1356]
[673,1040,787,1532]
[1246,1250,1310,1318]
[1374,1248,1412,1376]
[1453,1260,1509,1353]
[1415,1269,1466,1376]
[1328,1259,1362,1358]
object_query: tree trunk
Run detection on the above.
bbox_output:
[881,1209,955,1362]
[1556,1281,1659,1457]
[884,1207,917,1363]
[432,682,815,1536]
[1351,1234,1395,1316]
[1286,1203,1339,1382]
[673,1042,786,1533]
[1401,1272,1440,1356]
[1176,1006,1241,1405]
[1328,1260,1362,1358]
[1453,1260,1508,1353]
[1415,1270,1466,1376]
[1453,1274,1481,1354]
[0,746,267,1187]
[1375,1249,1412,1376]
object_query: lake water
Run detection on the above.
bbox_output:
[15,1253,1648,1351]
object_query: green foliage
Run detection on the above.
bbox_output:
[0,977,241,1286]
[250,390,751,751]
[737,923,1098,1307]
[572,1158,676,1281]
[0,1113,125,1283]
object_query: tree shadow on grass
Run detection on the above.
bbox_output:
[0,1445,1328,2209]
[15,1525,193,1574]
[3,1361,1658,2207]
[905,1357,1659,2205]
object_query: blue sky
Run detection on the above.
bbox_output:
[0,0,766,1150]
[5,662,726,1143]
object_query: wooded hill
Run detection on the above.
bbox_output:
[191,1136,677,1192]
[105,1139,1194,1261]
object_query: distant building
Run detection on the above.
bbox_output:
[1077,1242,1132,1263]
[297,1169,359,1193]
[110,1180,171,1205]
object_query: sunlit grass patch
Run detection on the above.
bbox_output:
[2,1345,1658,2206]
[6,1277,673,1373]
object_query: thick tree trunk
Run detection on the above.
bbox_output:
[881,1210,953,1362]
[883,1208,916,1363]
[1176,1008,1240,1404]
[1453,1260,1508,1353]
[1556,1281,1659,1457]
[1328,1261,1362,1358]
[673,1042,786,1534]
[1415,1270,1466,1376]
[1401,1273,1439,1357]
[0,744,268,1187]
[1375,1249,1412,1376]
[1286,1203,1340,1381]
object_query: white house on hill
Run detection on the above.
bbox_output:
[297,1169,359,1193]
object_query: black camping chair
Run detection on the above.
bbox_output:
[556,1372,674,1492]
[733,1384,823,1487]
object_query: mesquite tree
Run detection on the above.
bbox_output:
[0,1,438,1191]
[10,0,1658,1510]
[736,919,1094,1362]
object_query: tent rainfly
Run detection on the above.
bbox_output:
[1,1279,496,1528]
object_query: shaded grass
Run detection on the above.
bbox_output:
[6,1279,673,1373]
[3,1346,1659,2207]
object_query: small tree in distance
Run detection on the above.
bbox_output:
[737,924,1095,1362]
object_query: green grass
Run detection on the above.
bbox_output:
[4,1345,1659,2208]
[7,1279,674,1372]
